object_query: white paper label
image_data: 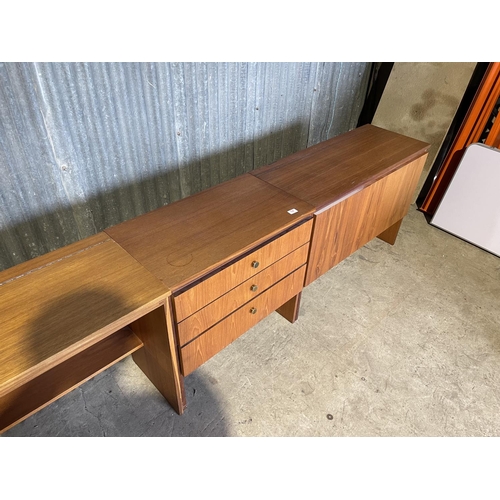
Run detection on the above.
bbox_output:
[287,208,298,214]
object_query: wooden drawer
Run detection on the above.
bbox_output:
[173,219,312,322]
[176,243,309,346]
[179,265,306,376]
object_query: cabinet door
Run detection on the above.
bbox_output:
[305,155,427,286]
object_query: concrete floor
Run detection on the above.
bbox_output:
[4,206,500,437]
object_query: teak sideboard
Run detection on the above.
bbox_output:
[0,125,429,433]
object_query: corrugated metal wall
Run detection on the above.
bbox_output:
[0,62,371,271]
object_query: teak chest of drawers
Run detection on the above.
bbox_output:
[0,125,429,433]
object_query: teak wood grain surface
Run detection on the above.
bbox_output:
[305,155,427,285]
[105,174,315,292]
[176,243,310,346]
[0,234,169,397]
[180,265,306,376]
[173,220,312,323]
[130,297,186,414]
[252,124,429,211]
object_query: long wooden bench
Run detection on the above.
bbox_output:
[0,124,428,433]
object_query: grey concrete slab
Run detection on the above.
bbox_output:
[4,206,500,437]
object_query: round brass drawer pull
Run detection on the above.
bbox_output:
[251,260,260,268]
[250,307,257,314]
[250,284,258,292]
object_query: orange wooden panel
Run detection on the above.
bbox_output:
[470,70,500,144]
[421,62,500,214]
[484,108,500,148]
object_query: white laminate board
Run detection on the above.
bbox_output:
[431,143,500,257]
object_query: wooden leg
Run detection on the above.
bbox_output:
[276,292,302,323]
[377,218,403,245]
[130,297,186,414]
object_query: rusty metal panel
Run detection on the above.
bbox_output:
[0,62,371,271]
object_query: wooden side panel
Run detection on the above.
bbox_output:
[180,265,306,376]
[377,218,403,245]
[276,292,302,323]
[176,243,309,346]
[305,155,426,286]
[174,220,312,322]
[0,328,143,434]
[130,299,186,414]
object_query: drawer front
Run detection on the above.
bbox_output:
[177,243,309,346]
[174,219,312,322]
[179,265,306,376]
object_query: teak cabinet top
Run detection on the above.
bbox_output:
[252,124,430,211]
[106,173,315,292]
[0,233,169,397]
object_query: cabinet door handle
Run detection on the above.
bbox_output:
[250,307,257,314]
[250,284,258,292]
[251,261,260,268]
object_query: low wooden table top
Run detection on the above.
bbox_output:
[252,125,430,211]
[0,233,169,396]
[106,173,315,291]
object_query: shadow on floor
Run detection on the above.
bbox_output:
[1,288,229,437]
[3,358,229,437]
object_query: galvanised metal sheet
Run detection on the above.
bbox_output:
[0,62,371,271]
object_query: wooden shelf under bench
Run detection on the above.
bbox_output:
[0,327,143,433]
